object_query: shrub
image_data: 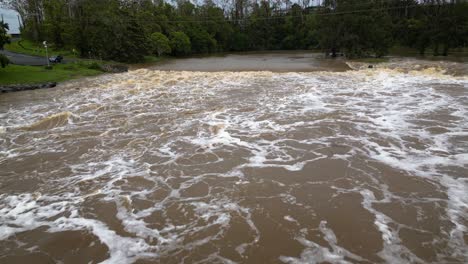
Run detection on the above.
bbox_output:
[0,54,9,68]
[149,32,171,56]
[87,62,102,70]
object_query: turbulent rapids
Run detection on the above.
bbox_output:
[0,58,467,263]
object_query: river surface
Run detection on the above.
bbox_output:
[143,52,351,72]
[0,54,467,263]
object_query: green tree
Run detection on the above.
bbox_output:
[188,29,217,54]
[10,0,44,42]
[229,30,249,51]
[170,31,191,56]
[407,18,431,55]
[69,0,148,62]
[0,55,8,68]
[42,0,69,48]
[0,21,9,48]
[149,32,171,56]
[424,0,468,56]
[248,1,276,50]
[199,1,233,51]
[317,0,393,58]
[0,21,10,68]
[6,0,467,60]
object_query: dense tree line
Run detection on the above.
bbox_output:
[1,0,467,62]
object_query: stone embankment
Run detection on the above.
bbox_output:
[1,82,57,93]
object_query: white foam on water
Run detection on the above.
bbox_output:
[283,215,299,225]
[280,221,366,264]
[359,189,426,263]
[1,65,467,262]
[345,68,468,262]
[0,192,162,263]
[52,215,159,264]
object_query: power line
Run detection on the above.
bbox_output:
[126,3,435,23]
[23,2,443,24]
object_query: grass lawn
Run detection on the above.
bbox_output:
[5,39,78,58]
[0,64,103,85]
[2,40,127,85]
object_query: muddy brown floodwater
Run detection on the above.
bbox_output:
[0,54,467,264]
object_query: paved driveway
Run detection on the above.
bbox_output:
[0,49,48,66]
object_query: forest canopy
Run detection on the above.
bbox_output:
[2,0,468,62]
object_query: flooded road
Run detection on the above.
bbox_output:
[1,55,467,263]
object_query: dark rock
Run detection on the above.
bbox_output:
[0,82,58,93]
[368,65,374,69]
[1,87,14,93]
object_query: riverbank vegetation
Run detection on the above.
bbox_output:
[2,0,468,62]
[1,20,10,67]
[0,62,104,85]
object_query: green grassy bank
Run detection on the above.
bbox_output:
[1,40,103,85]
[0,64,103,85]
[1,40,165,85]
